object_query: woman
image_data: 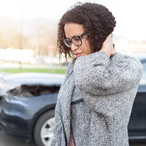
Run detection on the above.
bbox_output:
[51,2,142,146]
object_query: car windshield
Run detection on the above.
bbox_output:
[139,62,146,85]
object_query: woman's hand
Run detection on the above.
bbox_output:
[99,34,116,57]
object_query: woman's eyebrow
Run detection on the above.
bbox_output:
[65,33,83,39]
[71,33,83,37]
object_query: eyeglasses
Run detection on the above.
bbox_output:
[63,32,87,48]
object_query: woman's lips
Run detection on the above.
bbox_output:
[75,53,82,57]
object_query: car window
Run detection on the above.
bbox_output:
[139,62,146,85]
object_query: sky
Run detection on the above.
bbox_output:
[0,0,146,41]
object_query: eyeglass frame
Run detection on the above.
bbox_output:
[63,32,87,48]
[63,32,115,49]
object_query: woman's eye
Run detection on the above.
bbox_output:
[73,37,80,41]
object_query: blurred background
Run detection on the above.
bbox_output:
[0,0,145,73]
[0,1,146,146]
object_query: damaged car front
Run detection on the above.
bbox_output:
[0,73,64,146]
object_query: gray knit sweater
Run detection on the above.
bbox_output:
[51,52,143,146]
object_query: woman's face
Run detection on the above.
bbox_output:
[64,23,91,58]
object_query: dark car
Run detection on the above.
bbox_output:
[0,73,64,146]
[128,54,146,142]
[0,54,146,146]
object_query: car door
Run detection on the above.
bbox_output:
[128,61,146,140]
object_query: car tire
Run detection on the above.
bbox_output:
[34,110,55,146]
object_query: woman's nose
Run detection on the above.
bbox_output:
[71,43,78,51]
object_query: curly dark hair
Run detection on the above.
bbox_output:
[57,2,116,63]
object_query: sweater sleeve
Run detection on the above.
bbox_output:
[51,62,73,146]
[51,99,62,146]
[74,52,143,96]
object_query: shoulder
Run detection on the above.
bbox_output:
[124,54,143,75]
[111,52,143,76]
[123,53,142,65]
[111,52,142,66]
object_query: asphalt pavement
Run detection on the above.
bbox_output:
[0,131,36,146]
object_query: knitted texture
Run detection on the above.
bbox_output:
[51,52,143,146]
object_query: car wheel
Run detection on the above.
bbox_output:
[34,110,55,146]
